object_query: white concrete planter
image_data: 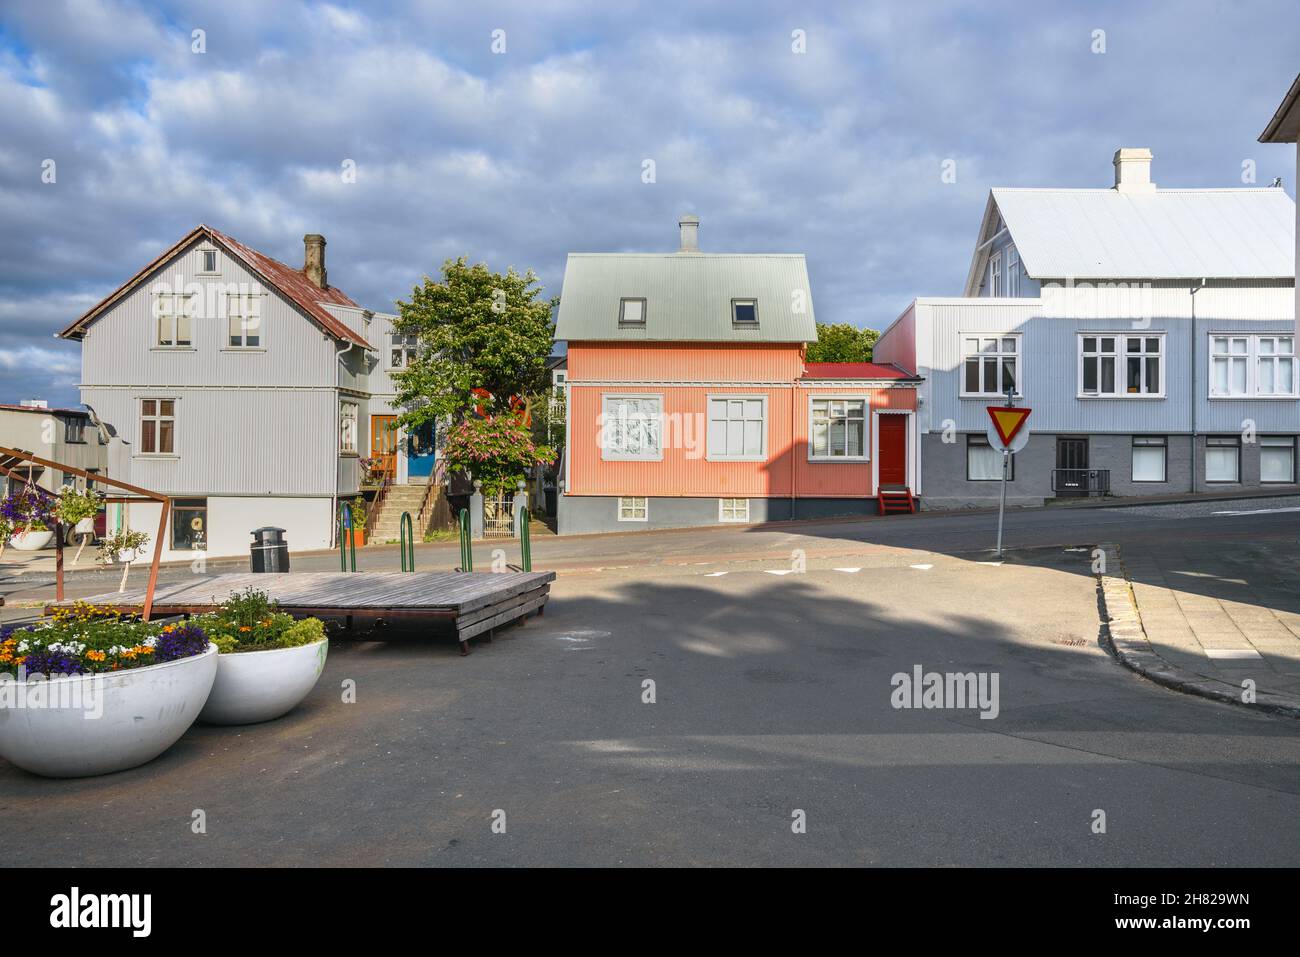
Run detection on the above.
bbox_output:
[9,529,54,551]
[199,638,329,726]
[0,644,218,778]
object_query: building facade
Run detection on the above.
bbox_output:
[874,148,1298,508]
[58,226,428,558]
[0,402,107,495]
[556,217,920,534]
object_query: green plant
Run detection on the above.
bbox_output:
[2,605,210,678]
[190,590,325,654]
[442,416,555,496]
[340,496,367,530]
[805,322,880,363]
[97,528,152,592]
[55,485,102,526]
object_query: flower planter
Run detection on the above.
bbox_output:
[0,644,218,778]
[198,638,329,726]
[9,529,54,551]
[348,528,367,547]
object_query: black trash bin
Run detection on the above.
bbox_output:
[250,526,290,572]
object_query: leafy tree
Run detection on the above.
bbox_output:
[392,258,556,429]
[805,323,880,363]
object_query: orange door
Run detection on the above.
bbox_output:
[877,415,908,488]
[371,415,398,477]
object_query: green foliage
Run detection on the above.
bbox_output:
[341,496,367,529]
[192,588,326,654]
[391,257,556,428]
[55,486,102,526]
[97,528,150,564]
[442,416,555,495]
[806,323,880,363]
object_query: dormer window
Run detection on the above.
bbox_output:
[732,299,758,325]
[619,298,646,326]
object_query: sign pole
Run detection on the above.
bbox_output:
[995,449,1009,559]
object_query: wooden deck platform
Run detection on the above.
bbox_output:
[48,571,556,655]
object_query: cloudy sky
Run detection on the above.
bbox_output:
[1,0,1296,407]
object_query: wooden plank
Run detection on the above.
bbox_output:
[454,585,550,630]
[456,594,549,641]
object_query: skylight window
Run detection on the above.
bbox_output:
[732,299,758,324]
[619,298,646,326]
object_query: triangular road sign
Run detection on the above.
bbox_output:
[987,406,1032,447]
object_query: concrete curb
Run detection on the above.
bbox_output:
[1094,542,1300,719]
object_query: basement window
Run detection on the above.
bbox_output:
[718,498,749,523]
[617,497,648,522]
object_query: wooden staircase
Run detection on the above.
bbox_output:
[877,487,917,515]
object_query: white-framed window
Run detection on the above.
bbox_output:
[617,497,648,522]
[1079,334,1163,397]
[600,394,663,461]
[719,498,750,523]
[1209,333,1296,397]
[200,249,218,273]
[1205,436,1240,483]
[987,252,1001,296]
[389,333,418,368]
[139,398,176,455]
[226,293,261,348]
[340,401,359,455]
[1260,435,1296,483]
[732,299,758,324]
[618,298,646,326]
[1006,246,1021,297]
[961,335,1019,396]
[154,291,194,348]
[809,398,866,460]
[967,435,1011,481]
[1131,435,1167,483]
[707,395,767,460]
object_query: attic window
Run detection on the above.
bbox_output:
[732,299,758,324]
[201,249,218,273]
[619,298,646,326]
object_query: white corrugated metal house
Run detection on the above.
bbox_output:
[58,226,430,558]
[874,148,1297,507]
[1260,72,1300,319]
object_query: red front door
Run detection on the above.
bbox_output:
[877,415,908,488]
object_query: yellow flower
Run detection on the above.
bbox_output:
[86,650,106,662]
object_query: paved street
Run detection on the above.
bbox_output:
[2,501,1299,866]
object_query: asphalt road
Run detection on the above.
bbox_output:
[2,502,1298,866]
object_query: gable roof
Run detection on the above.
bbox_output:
[1260,72,1300,143]
[963,187,1296,294]
[555,253,817,343]
[59,225,372,348]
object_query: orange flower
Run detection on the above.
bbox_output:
[86,650,106,662]
[239,626,251,633]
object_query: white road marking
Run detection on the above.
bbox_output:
[833,567,862,573]
[704,571,728,577]
[1212,506,1300,516]
[1205,648,1263,659]
[909,563,933,570]
[764,569,795,576]
[977,561,1004,566]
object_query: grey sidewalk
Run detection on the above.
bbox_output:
[1101,541,1300,715]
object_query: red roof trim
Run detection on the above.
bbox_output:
[59,225,372,349]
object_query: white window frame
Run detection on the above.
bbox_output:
[1260,435,1297,484]
[966,434,1010,482]
[388,332,419,369]
[1131,435,1167,483]
[718,498,750,523]
[1205,435,1241,484]
[154,290,195,349]
[198,248,219,274]
[617,496,648,522]
[1208,333,1297,398]
[138,398,177,457]
[1208,334,1251,397]
[706,394,768,462]
[960,333,1021,398]
[225,293,262,349]
[340,401,359,455]
[808,395,868,462]
[618,298,646,326]
[1006,246,1021,297]
[1077,333,1165,398]
[987,252,1001,297]
[600,394,664,462]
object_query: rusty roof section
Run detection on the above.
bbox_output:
[59,225,372,348]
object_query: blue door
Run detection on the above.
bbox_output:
[406,421,436,480]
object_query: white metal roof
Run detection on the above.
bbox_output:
[555,253,817,342]
[964,186,1295,293]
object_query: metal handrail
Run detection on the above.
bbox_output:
[458,507,472,572]
[400,511,415,572]
[338,501,357,572]
[1051,468,1111,496]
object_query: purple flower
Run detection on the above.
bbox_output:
[21,651,87,677]
[152,623,209,662]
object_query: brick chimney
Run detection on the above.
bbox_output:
[678,214,700,252]
[303,234,327,288]
[1112,148,1156,193]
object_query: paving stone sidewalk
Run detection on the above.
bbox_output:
[1100,541,1300,715]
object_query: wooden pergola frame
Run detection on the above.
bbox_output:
[0,445,171,620]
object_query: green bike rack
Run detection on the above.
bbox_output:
[518,505,532,572]
[400,511,415,572]
[338,501,357,572]
[458,507,472,572]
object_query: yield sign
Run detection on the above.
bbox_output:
[986,406,1032,447]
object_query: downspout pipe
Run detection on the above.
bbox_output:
[1189,279,1205,494]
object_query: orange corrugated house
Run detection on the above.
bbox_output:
[553,216,923,534]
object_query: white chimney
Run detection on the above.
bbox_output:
[678,214,700,252]
[1113,148,1156,193]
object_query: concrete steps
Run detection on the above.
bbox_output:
[368,485,430,539]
